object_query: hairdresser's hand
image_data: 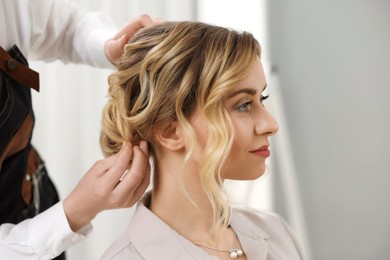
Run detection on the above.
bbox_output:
[63,141,150,232]
[104,14,156,64]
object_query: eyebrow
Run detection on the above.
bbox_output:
[226,84,267,99]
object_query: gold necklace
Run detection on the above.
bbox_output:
[195,233,244,259]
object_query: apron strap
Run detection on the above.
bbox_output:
[0,46,39,92]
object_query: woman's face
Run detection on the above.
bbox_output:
[189,58,279,180]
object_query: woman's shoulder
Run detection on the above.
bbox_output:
[232,205,285,227]
[232,205,291,237]
[100,235,144,260]
[234,206,301,237]
[231,206,304,259]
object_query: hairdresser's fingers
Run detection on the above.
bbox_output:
[127,160,151,206]
[105,14,156,64]
[103,142,133,188]
[116,142,149,193]
[152,17,166,24]
[139,140,149,156]
[120,14,155,39]
[88,151,123,177]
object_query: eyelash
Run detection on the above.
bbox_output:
[261,95,269,103]
[236,95,269,113]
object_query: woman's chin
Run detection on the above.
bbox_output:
[225,170,266,181]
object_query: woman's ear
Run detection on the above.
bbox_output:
[154,122,184,151]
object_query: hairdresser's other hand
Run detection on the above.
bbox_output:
[104,14,156,64]
[63,141,150,232]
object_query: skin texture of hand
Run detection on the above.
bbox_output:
[104,14,156,64]
[63,141,150,232]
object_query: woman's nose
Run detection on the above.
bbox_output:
[255,108,279,136]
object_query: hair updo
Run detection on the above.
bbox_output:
[100,21,261,234]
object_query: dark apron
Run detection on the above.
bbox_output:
[0,45,65,260]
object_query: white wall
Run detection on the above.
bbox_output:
[267,0,390,259]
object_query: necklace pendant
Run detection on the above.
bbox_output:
[229,248,243,259]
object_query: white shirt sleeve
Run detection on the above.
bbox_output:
[0,0,117,68]
[28,0,117,68]
[0,201,93,260]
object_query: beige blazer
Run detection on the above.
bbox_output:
[101,193,304,260]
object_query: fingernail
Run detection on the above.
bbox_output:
[122,142,131,150]
[141,140,149,151]
[121,34,129,42]
[119,170,129,182]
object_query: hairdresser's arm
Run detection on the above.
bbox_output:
[0,202,89,259]
[28,0,156,67]
[0,142,150,259]
[28,0,116,67]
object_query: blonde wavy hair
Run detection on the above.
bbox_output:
[100,21,260,235]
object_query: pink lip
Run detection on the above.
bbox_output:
[249,145,270,158]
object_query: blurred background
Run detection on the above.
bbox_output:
[30,0,390,259]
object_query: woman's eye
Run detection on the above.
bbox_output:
[237,102,252,112]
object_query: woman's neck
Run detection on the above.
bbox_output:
[150,158,223,243]
[149,153,245,259]
[150,167,217,241]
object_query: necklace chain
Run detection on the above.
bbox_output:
[195,232,244,259]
